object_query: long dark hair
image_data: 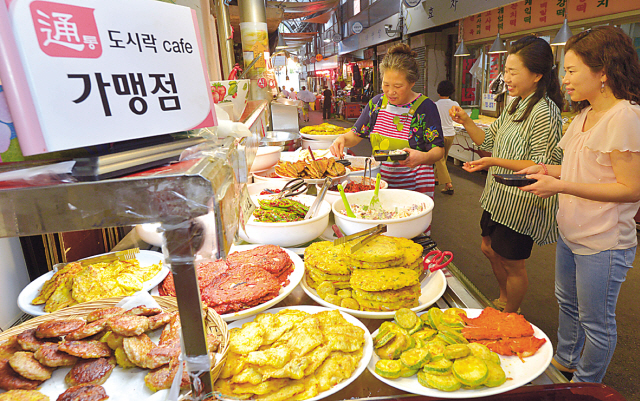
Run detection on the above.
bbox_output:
[507,36,563,122]
[565,26,640,112]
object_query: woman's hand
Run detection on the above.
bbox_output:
[462,157,494,172]
[516,165,544,175]
[398,148,426,168]
[450,105,471,125]
[330,136,347,158]
[520,174,564,198]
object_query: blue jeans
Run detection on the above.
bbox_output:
[554,236,635,383]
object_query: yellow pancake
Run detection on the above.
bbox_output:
[350,267,419,292]
[353,284,421,303]
[347,236,404,263]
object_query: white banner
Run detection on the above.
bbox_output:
[7,0,214,153]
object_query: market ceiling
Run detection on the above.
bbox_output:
[226,0,338,41]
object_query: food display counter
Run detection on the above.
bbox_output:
[449,115,495,164]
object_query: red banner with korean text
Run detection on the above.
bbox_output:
[463,0,633,42]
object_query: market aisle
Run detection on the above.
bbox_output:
[429,159,640,401]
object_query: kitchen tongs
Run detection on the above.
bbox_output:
[52,248,140,272]
[333,224,387,252]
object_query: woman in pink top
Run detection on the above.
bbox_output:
[520,26,640,383]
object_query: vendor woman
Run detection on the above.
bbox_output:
[329,43,444,199]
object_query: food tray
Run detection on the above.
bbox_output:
[300,268,447,320]
[492,174,537,187]
[17,250,168,316]
[227,305,373,401]
[0,296,229,399]
[373,150,408,162]
[367,308,553,398]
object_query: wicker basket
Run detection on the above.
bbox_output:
[0,296,229,383]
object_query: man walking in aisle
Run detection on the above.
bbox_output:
[297,86,316,122]
[322,86,333,120]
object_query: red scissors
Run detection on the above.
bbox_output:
[421,250,453,280]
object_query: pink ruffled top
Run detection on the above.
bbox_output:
[557,100,640,254]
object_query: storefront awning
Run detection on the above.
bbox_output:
[303,7,335,24]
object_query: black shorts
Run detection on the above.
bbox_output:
[480,210,534,260]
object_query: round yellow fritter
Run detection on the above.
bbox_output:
[306,274,351,290]
[305,242,352,275]
[356,297,419,311]
[316,282,336,299]
[350,267,419,292]
[347,236,404,263]
[392,238,423,265]
[307,266,350,283]
[0,390,49,401]
[353,284,421,303]
[348,257,405,270]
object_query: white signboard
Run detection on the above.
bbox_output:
[352,21,363,34]
[4,0,215,154]
[482,93,497,112]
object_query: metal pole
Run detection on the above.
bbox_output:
[238,0,271,101]
[214,0,235,79]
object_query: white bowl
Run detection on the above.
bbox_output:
[318,176,388,208]
[250,146,281,172]
[251,166,282,182]
[301,137,334,151]
[135,223,163,247]
[239,194,331,247]
[332,189,434,239]
[247,180,308,196]
[345,156,381,177]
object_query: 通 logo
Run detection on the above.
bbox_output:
[30,1,102,58]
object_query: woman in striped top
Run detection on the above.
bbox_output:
[329,43,444,200]
[450,36,564,314]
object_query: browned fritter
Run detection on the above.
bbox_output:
[159,314,181,346]
[123,306,162,317]
[1,337,24,359]
[35,319,85,339]
[87,307,124,323]
[0,389,49,401]
[144,363,173,392]
[0,358,43,391]
[122,334,154,369]
[147,312,173,332]
[33,343,78,367]
[65,319,108,341]
[225,244,293,275]
[158,260,229,297]
[201,264,280,314]
[65,356,115,387]
[16,329,56,353]
[8,352,54,381]
[58,341,111,359]
[107,315,149,337]
[207,334,221,353]
[57,384,108,401]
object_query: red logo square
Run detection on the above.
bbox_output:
[30,1,102,58]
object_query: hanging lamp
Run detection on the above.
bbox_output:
[488,32,507,54]
[551,18,573,46]
[454,19,470,57]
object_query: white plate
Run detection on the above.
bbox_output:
[300,268,447,320]
[18,250,167,316]
[228,305,373,401]
[219,245,305,322]
[300,132,342,141]
[367,308,554,398]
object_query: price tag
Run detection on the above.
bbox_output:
[239,184,256,233]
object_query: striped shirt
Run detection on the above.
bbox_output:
[479,94,563,246]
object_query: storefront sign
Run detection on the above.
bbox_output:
[352,21,363,34]
[1,0,214,155]
[403,0,422,8]
[463,0,638,42]
[482,93,497,112]
[315,54,324,62]
[405,0,518,35]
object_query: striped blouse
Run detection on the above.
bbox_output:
[478,94,563,246]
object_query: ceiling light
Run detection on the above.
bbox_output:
[551,18,573,46]
[488,33,507,54]
[454,39,470,57]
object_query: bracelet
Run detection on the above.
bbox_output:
[538,163,548,175]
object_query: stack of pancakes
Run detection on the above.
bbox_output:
[349,236,423,312]
[304,236,423,312]
[304,241,352,289]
